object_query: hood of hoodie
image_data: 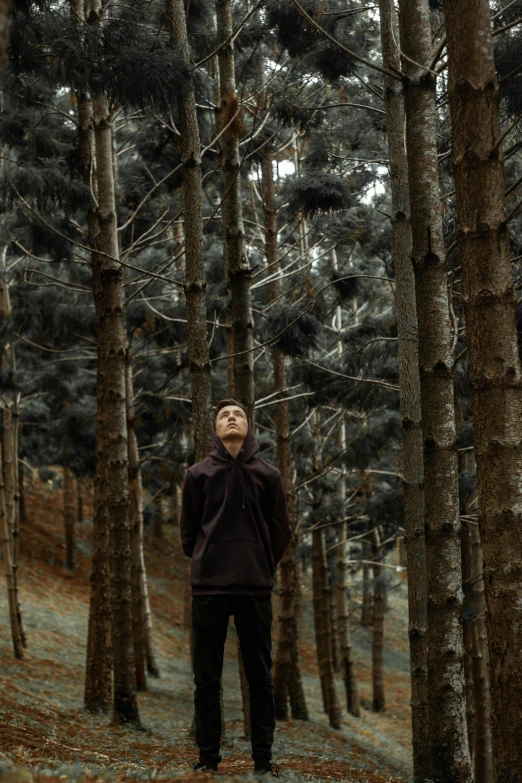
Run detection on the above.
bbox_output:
[210,419,259,463]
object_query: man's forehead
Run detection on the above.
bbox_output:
[219,406,245,415]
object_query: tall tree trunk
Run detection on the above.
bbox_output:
[469,523,494,783]
[312,528,341,729]
[263,152,307,722]
[398,2,472,779]
[81,0,113,715]
[329,577,340,675]
[216,0,254,421]
[371,529,385,712]
[336,515,360,717]
[0,445,23,659]
[63,466,76,570]
[377,0,429,775]
[167,0,213,464]
[77,475,83,525]
[0,0,12,82]
[444,3,522,780]
[361,541,373,627]
[126,361,148,692]
[92,83,139,725]
[460,524,475,762]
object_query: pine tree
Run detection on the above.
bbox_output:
[444,2,522,778]
[398,0,472,778]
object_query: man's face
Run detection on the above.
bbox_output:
[215,405,248,444]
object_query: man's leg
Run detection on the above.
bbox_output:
[233,595,275,765]
[192,596,229,767]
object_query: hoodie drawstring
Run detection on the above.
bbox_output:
[224,449,247,509]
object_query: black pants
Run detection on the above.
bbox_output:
[192,594,275,766]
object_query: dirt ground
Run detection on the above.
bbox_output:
[0,477,413,783]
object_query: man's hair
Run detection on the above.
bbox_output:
[214,398,248,422]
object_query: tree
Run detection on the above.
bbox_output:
[444,2,522,779]
[216,0,254,419]
[398,0,472,779]
[371,527,385,712]
[377,0,429,775]
[167,0,213,463]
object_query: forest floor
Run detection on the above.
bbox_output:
[0,476,413,783]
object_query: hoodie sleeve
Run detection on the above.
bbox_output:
[268,474,293,565]
[180,470,202,558]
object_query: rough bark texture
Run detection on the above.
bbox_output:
[398,1,472,780]
[361,540,373,627]
[63,467,76,570]
[312,528,341,729]
[126,361,147,692]
[371,529,385,712]
[469,523,494,783]
[216,0,254,421]
[167,0,213,463]
[460,525,475,761]
[92,85,139,726]
[263,152,307,723]
[377,0,429,775]
[336,517,360,717]
[443,2,522,780]
[0,0,12,83]
[80,1,113,714]
[0,444,23,658]
[77,476,83,525]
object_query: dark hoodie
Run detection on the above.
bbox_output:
[180,424,292,595]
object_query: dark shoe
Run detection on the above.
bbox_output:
[192,760,218,773]
[254,762,280,777]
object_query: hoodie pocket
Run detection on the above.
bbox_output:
[200,541,272,586]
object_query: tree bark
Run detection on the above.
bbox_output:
[361,540,373,627]
[460,524,475,762]
[80,2,113,714]
[63,466,76,570]
[336,516,360,717]
[92,84,139,725]
[443,3,522,780]
[0,0,12,83]
[262,151,307,722]
[216,0,254,421]
[312,528,341,729]
[167,0,213,464]
[77,475,83,525]
[371,529,385,712]
[0,443,23,659]
[469,523,494,783]
[398,2,472,780]
[377,0,429,774]
[126,360,148,692]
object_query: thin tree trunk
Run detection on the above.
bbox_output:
[312,528,341,729]
[377,0,429,775]
[0,0,12,82]
[371,529,385,712]
[336,517,360,717]
[92,84,139,725]
[361,541,372,627]
[63,466,76,570]
[263,151,307,722]
[444,3,522,780]
[216,0,254,421]
[167,0,213,464]
[81,2,113,714]
[398,2,472,779]
[329,578,340,675]
[460,524,475,762]
[0,444,23,659]
[126,361,147,692]
[469,523,494,783]
[77,475,83,525]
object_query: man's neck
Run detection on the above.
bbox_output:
[220,438,243,459]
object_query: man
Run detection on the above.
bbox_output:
[180,399,292,777]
